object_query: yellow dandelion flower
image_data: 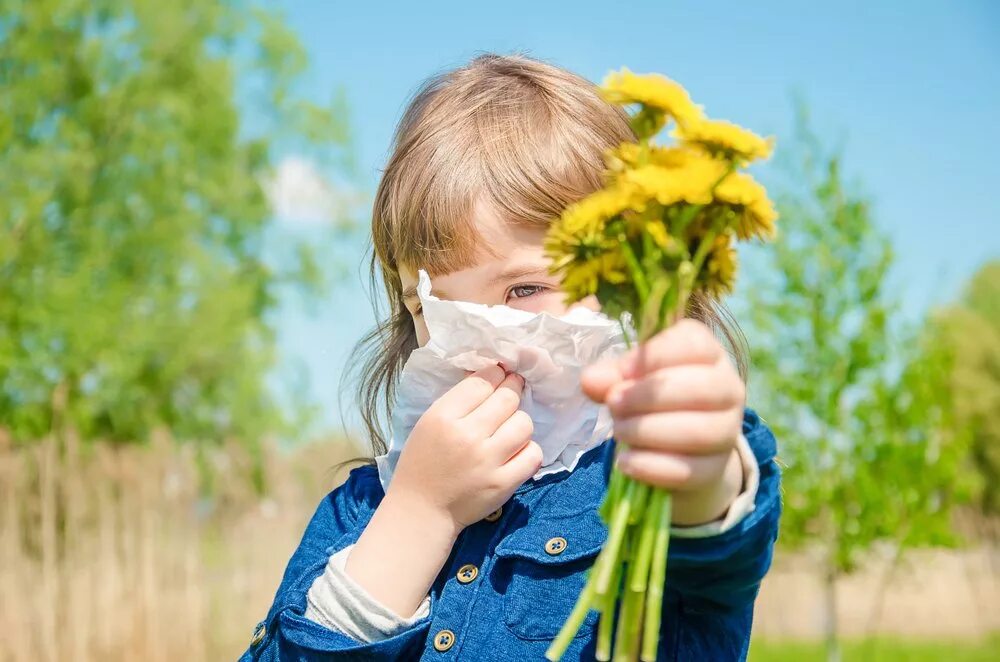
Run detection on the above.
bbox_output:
[600,68,704,126]
[702,233,739,297]
[603,142,643,174]
[604,143,705,175]
[545,186,636,302]
[557,252,629,303]
[675,119,774,163]
[623,157,723,209]
[714,172,778,239]
[551,185,640,244]
[645,145,706,170]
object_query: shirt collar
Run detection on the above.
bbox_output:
[514,437,615,499]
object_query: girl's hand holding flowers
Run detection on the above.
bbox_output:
[543,69,776,660]
[582,319,745,526]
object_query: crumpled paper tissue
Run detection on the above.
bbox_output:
[375,269,632,492]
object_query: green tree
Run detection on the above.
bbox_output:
[0,0,354,446]
[931,261,1000,517]
[741,112,967,661]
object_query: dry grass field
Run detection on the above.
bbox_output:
[0,431,356,661]
[1,433,996,661]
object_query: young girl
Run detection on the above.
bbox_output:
[241,53,780,661]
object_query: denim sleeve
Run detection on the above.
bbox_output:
[664,408,782,612]
[237,464,431,661]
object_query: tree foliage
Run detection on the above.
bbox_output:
[0,0,353,444]
[741,110,969,657]
[931,261,1000,515]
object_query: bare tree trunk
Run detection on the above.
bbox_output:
[822,559,841,662]
[865,542,902,639]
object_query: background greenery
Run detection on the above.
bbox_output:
[0,0,353,448]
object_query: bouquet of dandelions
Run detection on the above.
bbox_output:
[543,69,777,662]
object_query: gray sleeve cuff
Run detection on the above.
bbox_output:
[669,432,760,539]
[304,545,431,643]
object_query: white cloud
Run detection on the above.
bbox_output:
[264,156,359,226]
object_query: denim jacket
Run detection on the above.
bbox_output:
[239,408,780,661]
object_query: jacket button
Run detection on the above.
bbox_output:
[544,536,568,555]
[433,629,456,651]
[456,563,478,584]
[484,506,503,522]
[250,621,266,646]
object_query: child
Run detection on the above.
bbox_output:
[240,52,780,661]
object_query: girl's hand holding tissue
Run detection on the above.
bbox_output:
[345,363,543,618]
[385,363,544,530]
[582,319,745,526]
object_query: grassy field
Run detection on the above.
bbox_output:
[0,431,359,662]
[1,433,998,661]
[750,636,1000,661]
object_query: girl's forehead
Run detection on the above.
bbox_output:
[470,198,548,249]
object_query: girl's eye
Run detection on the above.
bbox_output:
[507,284,548,301]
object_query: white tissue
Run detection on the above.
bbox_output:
[375,269,632,492]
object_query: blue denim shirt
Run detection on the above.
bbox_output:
[239,408,780,661]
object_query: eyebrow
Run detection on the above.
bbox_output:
[489,264,551,286]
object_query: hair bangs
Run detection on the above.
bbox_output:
[372,55,635,279]
[473,81,629,229]
[372,130,485,277]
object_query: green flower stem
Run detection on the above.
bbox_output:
[624,583,647,661]
[640,280,671,342]
[618,237,649,305]
[628,487,663,593]
[629,482,650,525]
[595,551,623,661]
[546,470,634,661]
[619,316,634,350]
[641,493,673,661]
[613,579,640,661]
[600,458,626,521]
[655,275,680,333]
[689,222,720,275]
[672,201,703,237]
[596,479,638,595]
[545,565,599,662]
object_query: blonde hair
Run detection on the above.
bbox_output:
[346,52,747,456]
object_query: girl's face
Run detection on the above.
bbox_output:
[400,198,601,347]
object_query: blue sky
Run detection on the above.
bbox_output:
[271,1,999,437]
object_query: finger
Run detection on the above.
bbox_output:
[431,364,506,418]
[485,409,534,463]
[615,448,731,491]
[607,361,745,417]
[613,409,742,455]
[464,372,524,434]
[621,319,722,378]
[496,440,544,486]
[581,354,629,404]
